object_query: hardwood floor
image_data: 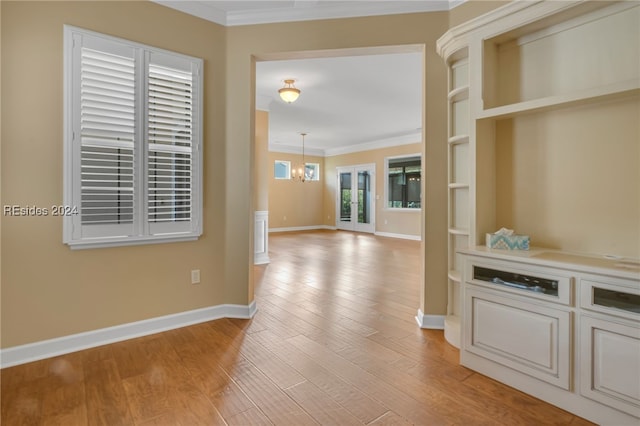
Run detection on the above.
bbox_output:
[1,230,595,425]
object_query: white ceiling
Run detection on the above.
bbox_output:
[153,1,461,154]
[256,50,423,154]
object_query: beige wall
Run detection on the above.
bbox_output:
[267,152,325,229]
[495,97,640,258]
[1,1,227,347]
[324,144,423,237]
[449,0,509,28]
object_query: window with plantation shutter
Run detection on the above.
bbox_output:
[64,26,203,249]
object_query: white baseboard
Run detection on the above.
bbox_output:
[0,301,257,369]
[254,252,270,265]
[375,231,421,241]
[269,225,336,233]
[415,309,445,329]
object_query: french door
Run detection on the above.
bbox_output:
[336,164,375,233]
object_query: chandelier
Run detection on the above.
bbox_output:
[291,133,308,182]
[279,79,301,103]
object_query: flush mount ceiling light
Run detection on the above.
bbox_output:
[279,79,301,103]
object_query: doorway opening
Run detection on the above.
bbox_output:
[252,43,424,276]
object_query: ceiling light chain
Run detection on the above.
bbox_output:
[292,133,308,182]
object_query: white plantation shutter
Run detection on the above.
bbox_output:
[64,26,202,249]
[147,60,193,230]
[80,48,135,229]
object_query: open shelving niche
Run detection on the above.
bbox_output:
[445,49,470,348]
[437,0,640,349]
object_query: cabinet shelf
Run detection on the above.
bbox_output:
[448,86,469,102]
[449,227,470,236]
[478,79,639,120]
[448,183,469,189]
[448,135,469,145]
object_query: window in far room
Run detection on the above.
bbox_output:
[274,160,291,179]
[386,155,421,209]
[305,163,320,181]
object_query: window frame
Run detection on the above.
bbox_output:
[274,160,291,180]
[384,154,422,211]
[63,25,203,249]
[304,162,320,181]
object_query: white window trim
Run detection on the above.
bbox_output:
[384,153,422,211]
[63,25,203,249]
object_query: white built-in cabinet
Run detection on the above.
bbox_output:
[459,248,640,425]
[437,1,640,424]
[437,0,639,350]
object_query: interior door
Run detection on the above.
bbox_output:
[336,164,375,233]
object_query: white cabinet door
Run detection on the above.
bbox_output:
[580,315,640,418]
[464,287,571,389]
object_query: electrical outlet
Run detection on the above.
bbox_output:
[191,269,201,284]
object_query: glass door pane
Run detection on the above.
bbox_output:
[358,171,370,225]
[340,172,352,223]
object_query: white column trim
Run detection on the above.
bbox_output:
[254,210,270,265]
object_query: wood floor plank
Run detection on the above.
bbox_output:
[226,407,274,426]
[367,410,415,426]
[84,358,134,426]
[286,334,454,425]
[1,379,45,426]
[224,357,318,425]
[204,320,307,391]
[284,380,364,426]
[461,372,576,425]
[41,381,87,426]
[248,329,389,424]
[206,378,258,420]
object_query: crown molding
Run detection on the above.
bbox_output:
[436,0,592,60]
[226,1,451,26]
[153,1,466,27]
[324,131,422,157]
[268,144,325,157]
[269,131,422,157]
[153,1,227,25]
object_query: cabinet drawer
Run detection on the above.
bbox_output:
[580,279,640,321]
[580,315,640,418]
[464,287,571,389]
